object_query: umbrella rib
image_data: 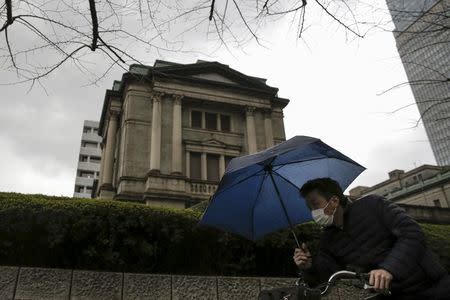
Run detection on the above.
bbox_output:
[268,171,301,248]
[212,169,265,198]
[250,172,268,240]
[272,170,302,191]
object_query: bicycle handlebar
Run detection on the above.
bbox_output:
[321,271,361,295]
[320,270,391,296]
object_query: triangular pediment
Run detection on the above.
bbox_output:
[190,73,238,85]
[152,60,276,93]
[202,139,227,147]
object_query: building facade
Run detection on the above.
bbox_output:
[74,120,102,198]
[386,0,450,165]
[93,60,289,208]
[350,165,450,207]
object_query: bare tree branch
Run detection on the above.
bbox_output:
[314,0,364,38]
[88,0,99,51]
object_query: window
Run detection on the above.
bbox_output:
[433,199,442,208]
[86,187,92,193]
[80,155,89,162]
[191,111,232,133]
[191,111,202,128]
[190,152,202,180]
[205,113,217,130]
[220,115,231,132]
[93,128,99,134]
[75,185,84,193]
[83,127,90,133]
[207,154,220,181]
[90,156,101,163]
[79,171,95,178]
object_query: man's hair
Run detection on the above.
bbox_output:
[299,178,348,206]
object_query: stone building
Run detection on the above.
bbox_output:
[74,120,102,198]
[350,165,450,207]
[93,60,289,208]
[386,0,450,165]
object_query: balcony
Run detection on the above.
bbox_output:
[80,147,102,157]
[189,181,218,197]
[77,161,101,172]
[82,132,102,143]
[73,192,92,199]
[75,177,95,186]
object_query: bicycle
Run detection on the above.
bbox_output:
[258,270,392,300]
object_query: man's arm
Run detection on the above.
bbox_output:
[376,197,426,280]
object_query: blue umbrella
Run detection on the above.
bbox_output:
[199,135,365,247]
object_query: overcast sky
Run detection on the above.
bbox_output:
[0,1,435,196]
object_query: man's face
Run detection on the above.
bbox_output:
[304,190,338,216]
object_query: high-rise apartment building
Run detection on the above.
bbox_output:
[74,120,102,198]
[93,60,289,208]
[386,0,450,165]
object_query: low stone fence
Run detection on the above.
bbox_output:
[0,266,297,300]
[399,204,450,224]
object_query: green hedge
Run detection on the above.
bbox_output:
[0,192,448,276]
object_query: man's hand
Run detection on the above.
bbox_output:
[369,269,393,290]
[293,243,312,270]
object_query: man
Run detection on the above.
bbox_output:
[293,178,450,300]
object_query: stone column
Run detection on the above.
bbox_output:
[98,141,106,186]
[219,155,226,177]
[186,150,190,178]
[102,110,119,186]
[171,95,183,174]
[150,92,163,173]
[264,109,274,148]
[442,187,450,207]
[201,152,207,180]
[245,106,257,154]
[217,113,221,131]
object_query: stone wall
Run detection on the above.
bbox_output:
[0,266,297,300]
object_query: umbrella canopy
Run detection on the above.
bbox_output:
[199,136,365,241]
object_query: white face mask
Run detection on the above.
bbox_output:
[311,201,336,227]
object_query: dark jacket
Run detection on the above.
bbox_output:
[305,194,450,299]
